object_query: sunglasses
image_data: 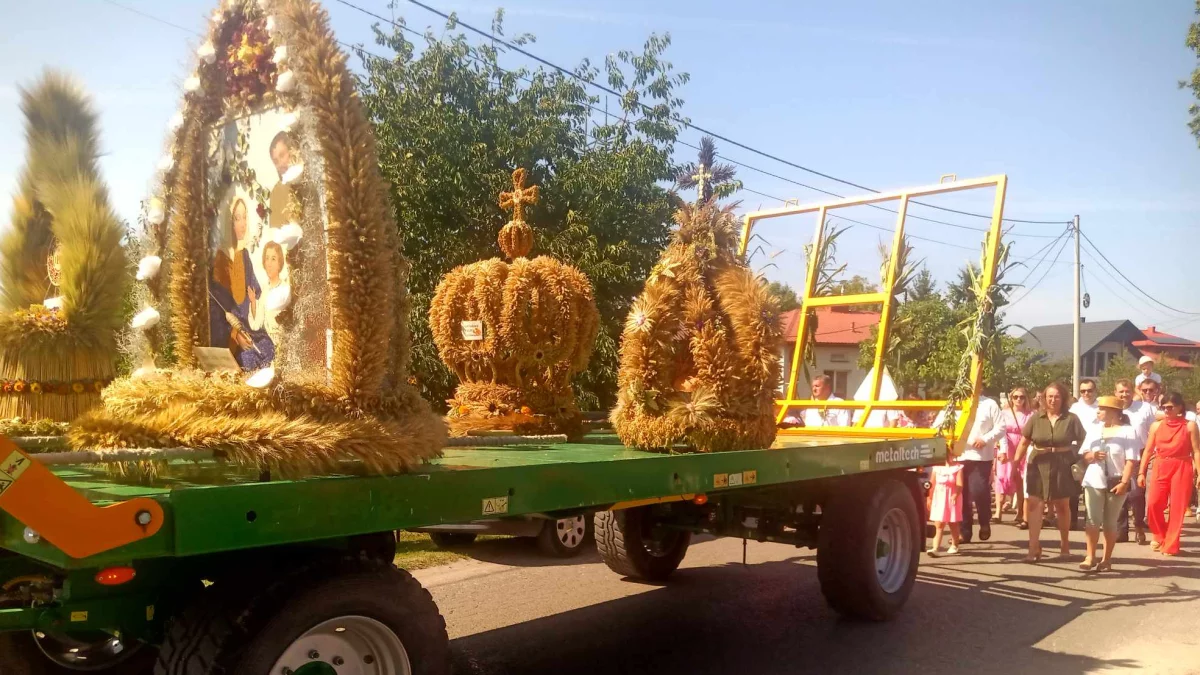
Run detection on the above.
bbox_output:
[1011,395,1026,399]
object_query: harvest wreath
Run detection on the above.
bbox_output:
[67,0,445,476]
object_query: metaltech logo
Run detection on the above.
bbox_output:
[874,443,935,465]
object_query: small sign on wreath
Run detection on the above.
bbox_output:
[460,320,484,341]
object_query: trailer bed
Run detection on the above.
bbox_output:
[0,433,942,570]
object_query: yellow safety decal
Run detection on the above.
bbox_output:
[713,473,728,488]
[0,451,30,481]
[743,470,758,485]
[482,496,509,516]
[147,605,155,621]
[70,611,89,623]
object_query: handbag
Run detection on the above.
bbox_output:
[1070,457,1087,483]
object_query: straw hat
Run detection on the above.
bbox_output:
[1096,395,1126,411]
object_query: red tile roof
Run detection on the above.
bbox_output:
[780,307,881,346]
[1133,326,1200,350]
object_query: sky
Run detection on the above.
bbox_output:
[2,0,1200,339]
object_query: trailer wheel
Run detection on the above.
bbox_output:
[427,531,478,548]
[0,630,155,674]
[155,558,448,675]
[536,514,594,557]
[817,477,920,621]
[594,508,690,581]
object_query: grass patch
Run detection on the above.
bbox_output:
[392,531,512,571]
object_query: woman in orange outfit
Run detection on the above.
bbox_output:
[1138,391,1200,556]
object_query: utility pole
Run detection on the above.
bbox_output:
[1072,215,1081,394]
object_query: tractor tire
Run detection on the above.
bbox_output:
[536,515,594,558]
[594,508,690,582]
[427,532,478,548]
[154,557,448,675]
[817,477,920,621]
[0,630,156,674]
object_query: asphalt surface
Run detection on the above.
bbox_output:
[413,518,1200,675]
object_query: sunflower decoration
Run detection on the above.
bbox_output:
[430,169,599,440]
[220,12,278,109]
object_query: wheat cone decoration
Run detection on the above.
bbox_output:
[430,168,598,440]
[0,70,128,422]
[611,201,783,453]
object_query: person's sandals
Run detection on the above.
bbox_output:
[1151,541,1161,552]
[946,544,960,555]
[1078,557,1095,571]
[1022,546,1042,563]
[1016,520,1029,530]
[926,548,940,558]
[1096,560,1112,572]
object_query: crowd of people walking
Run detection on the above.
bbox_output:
[923,362,1200,569]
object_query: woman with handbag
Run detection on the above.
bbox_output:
[1013,381,1087,563]
[1078,396,1137,572]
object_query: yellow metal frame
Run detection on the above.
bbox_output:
[738,175,1008,444]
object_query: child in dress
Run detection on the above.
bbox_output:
[927,458,964,557]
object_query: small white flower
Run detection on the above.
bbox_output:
[280,111,299,132]
[281,162,304,184]
[197,41,216,64]
[43,296,64,311]
[157,155,174,173]
[265,283,292,312]
[272,45,288,65]
[273,222,303,251]
[132,307,161,330]
[146,197,166,226]
[275,70,296,93]
[265,15,277,32]
[246,367,276,389]
[168,111,185,131]
[136,255,162,281]
[184,75,201,93]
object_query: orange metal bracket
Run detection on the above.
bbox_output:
[0,437,164,559]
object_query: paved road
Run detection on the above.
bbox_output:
[413,519,1200,675]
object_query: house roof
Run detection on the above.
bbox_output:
[1132,326,1200,350]
[1018,320,1146,363]
[781,307,881,346]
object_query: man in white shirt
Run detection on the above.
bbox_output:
[958,394,1007,543]
[1070,378,1101,437]
[1115,378,1157,544]
[801,375,850,428]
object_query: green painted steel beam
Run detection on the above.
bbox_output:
[1,436,944,569]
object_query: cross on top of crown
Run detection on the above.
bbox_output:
[691,163,712,201]
[499,168,540,223]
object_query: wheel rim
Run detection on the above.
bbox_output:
[556,516,587,548]
[32,630,144,671]
[641,521,683,558]
[875,507,912,594]
[270,615,411,675]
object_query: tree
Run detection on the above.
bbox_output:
[358,12,688,410]
[1184,1,1200,144]
[829,275,878,296]
[674,135,741,203]
[907,267,938,302]
[764,280,800,312]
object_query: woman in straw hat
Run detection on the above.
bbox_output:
[1078,395,1138,571]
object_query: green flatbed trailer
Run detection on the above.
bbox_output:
[0,432,941,674]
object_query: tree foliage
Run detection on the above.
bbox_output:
[764,281,800,313]
[357,12,687,410]
[1184,1,1200,144]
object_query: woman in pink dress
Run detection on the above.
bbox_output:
[1001,387,1033,529]
[927,459,964,556]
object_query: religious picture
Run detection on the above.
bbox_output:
[205,106,308,372]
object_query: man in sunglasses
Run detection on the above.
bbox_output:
[1070,378,1102,437]
[1115,378,1159,544]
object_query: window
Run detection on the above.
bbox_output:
[823,370,849,398]
[1082,353,1095,378]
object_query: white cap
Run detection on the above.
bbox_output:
[1138,355,1154,366]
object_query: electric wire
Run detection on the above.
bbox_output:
[331,0,1072,230]
[1006,232,1073,308]
[1078,229,1200,316]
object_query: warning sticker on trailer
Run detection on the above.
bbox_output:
[0,478,11,496]
[713,470,757,489]
[0,451,29,481]
[482,496,509,516]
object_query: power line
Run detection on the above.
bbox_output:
[334,0,1072,229]
[1007,233,1071,308]
[1078,229,1200,316]
[1010,226,1072,290]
